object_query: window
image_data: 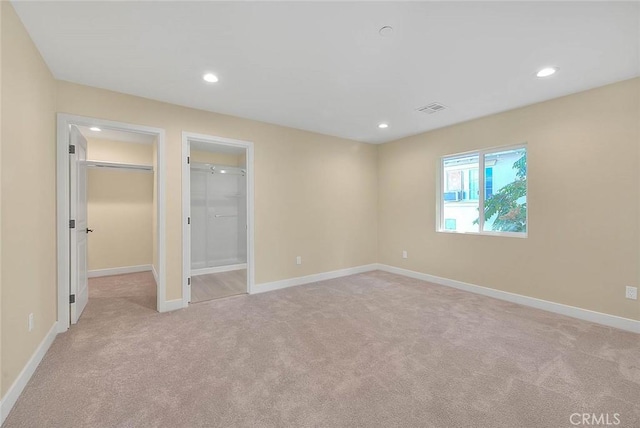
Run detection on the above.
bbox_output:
[439,145,527,236]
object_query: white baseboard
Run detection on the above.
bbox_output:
[88,264,152,278]
[377,264,640,334]
[151,265,158,285]
[0,322,58,425]
[192,263,247,276]
[253,264,378,294]
[159,298,186,313]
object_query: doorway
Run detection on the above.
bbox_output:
[82,125,157,318]
[182,132,254,305]
[57,114,166,331]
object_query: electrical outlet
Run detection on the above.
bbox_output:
[626,286,637,300]
[402,250,408,259]
[28,313,34,332]
[296,256,302,265]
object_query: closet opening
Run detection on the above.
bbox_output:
[56,114,166,332]
[81,126,158,316]
[182,132,254,304]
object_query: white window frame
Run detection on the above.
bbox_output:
[436,143,528,238]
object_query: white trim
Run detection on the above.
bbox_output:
[152,265,158,285]
[436,229,528,239]
[377,264,640,334]
[88,264,152,278]
[0,322,58,425]
[182,132,255,307]
[253,264,379,294]
[192,263,247,276]
[57,114,167,331]
[161,298,186,312]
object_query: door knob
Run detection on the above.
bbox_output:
[86,228,94,233]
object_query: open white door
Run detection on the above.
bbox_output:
[70,125,89,324]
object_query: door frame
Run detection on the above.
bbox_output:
[56,113,167,332]
[181,131,255,305]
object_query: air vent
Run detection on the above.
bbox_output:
[417,102,448,114]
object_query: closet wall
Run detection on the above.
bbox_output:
[87,139,154,271]
[191,150,239,166]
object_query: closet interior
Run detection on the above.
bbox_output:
[81,125,158,314]
[189,142,248,302]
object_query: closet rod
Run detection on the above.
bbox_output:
[86,160,153,172]
[214,214,238,218]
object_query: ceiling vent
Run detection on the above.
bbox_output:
[417,102,448,114]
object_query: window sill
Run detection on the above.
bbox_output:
[437,229,527,239]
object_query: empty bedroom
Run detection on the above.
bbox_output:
[0,1,638,427]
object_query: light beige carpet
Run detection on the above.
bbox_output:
[4,271,639,427]
[191,269,247,303]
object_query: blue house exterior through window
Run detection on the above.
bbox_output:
[485,167,493,199]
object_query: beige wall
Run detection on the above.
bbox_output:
[87,139,153,271]
[87,138,154,165]
[56,81,379,302]
[190,150,240,166]
[378,78,640,321]
[1,2,57,396]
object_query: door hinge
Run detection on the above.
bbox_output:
[187,277,191,285]
[69,145,76,154]
[69,219,76,229]
[187,217,191,225]
[69,294,76,304]
[187,156,190,164]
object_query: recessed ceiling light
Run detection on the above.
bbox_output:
[203,73,219,83]
[379,26,393,37]
[536,67,557,78]
[89,127,101,132]
[378,123,389,129]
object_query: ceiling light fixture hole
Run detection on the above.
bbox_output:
[379,26,393,37]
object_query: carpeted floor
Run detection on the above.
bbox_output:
[191,269,247,303]
[4,271,640,427]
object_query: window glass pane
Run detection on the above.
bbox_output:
[485,167,493,199]
[483,148,527,233]
[442,154,479,232]
[468,169,479,201]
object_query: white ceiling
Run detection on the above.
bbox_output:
[14,1,640,144]
[77,125,156,145]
